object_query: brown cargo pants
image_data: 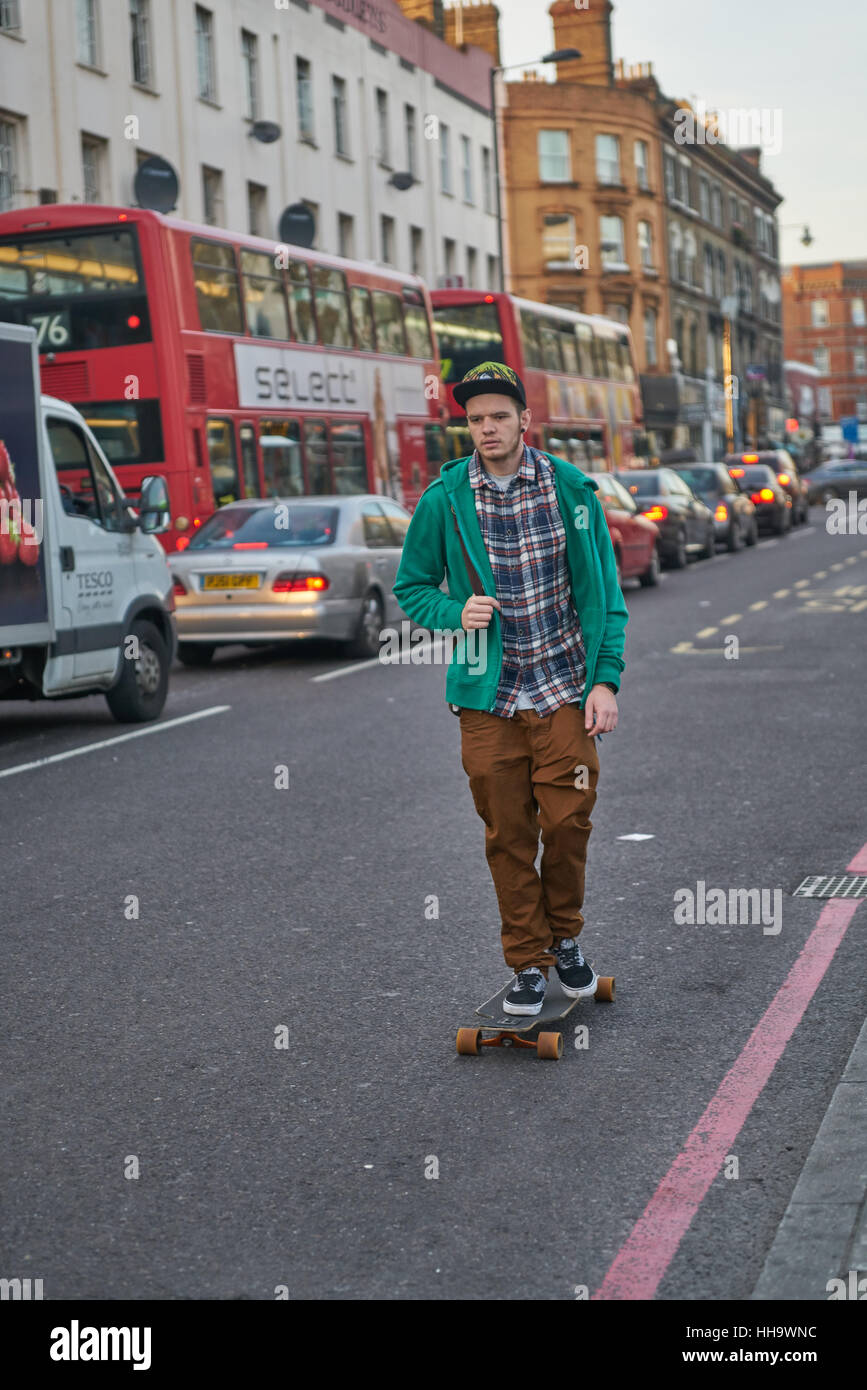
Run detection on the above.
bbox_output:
[458,702,600,974]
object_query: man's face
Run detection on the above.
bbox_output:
[465,393,532,461]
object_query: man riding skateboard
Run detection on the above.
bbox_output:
[393,362,628,1017]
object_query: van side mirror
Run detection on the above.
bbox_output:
[138,475,170,534]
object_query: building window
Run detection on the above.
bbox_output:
[300,199,318,249]
[538,129,570,183]
[644,307,658,366]
[380,214,394,265]
[857,393,867,421]
[813,346,829,374]
[81,133,105,203]
[332,76,349,156]
[487,253,498,289]
[129,0,152,86]
[76,0,99,66]
[241,30,259,122]
[683,229,697,285]
[296,57,313,140]
[0,2,22,33]
[852,297,866,326]
[375,87,389,165]
[195,6,216,101]
[460,134,473,202]
[202,165,223,225]
[599,214,626,268]
[444,237,456,278]
[638,220,654,269]
[404,103,417,179]
[699,176,710,221]
[669,223,682,280]
[481,146,493,213]
[716,249,726,298]
[689,322,698,374]
[466,246,477,287]
[711,183,722,226]
[664,151,676,202]
[677,158,691,207]
[410,225,423,276]
[854,348,866,375]
[743,265,753,313]
[604,302,629,324]
[338,212,354,259]
[247,181,267,237]
[729,192,739,228]
[634,140,649,190]
[596,133,621,185]
[702,243,714,295]
[439,122,452,193]
[0,115,19,211]
[811,299,829,327]
[543,213,575,265]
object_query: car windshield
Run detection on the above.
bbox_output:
[730,466,775,488]
[187,503,339,549]
[618,472,661,497]
[676,467,720,494]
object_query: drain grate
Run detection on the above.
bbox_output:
[792,875,867,899]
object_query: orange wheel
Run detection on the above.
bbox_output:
[456,1027,482,1056]
[537,1031,563,1060]
[595,976,615,1002]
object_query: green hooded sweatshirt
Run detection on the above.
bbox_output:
[392,451,628,713]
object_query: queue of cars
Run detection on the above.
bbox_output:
[167,450,818,664]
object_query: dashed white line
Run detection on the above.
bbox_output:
[0,705,231,779]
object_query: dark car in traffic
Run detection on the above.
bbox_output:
[615,467,716,568]
[803,457,867,503]
[724,450,809,524]
[587,472,662,586]
[725,462,792,535]
[669,463,758,551]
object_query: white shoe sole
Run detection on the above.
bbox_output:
[502,997,545,1016]
[557,968,598,1000]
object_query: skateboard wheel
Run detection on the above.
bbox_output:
[595,976,615,1002]
[456,1027,482,1056]
[537,1031,563,1060]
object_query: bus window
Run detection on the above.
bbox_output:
[538,318,563,372]
[558,323,579,375]
[603,335,623,381]
[544,427,606,468]
[520,310,543,370]
[313,266,353,348]
[240,250,290,340]
[618,334,636,384]
[432,300,504,382]
[444,422,472,460]
[304,419,330,492]
[590,330,610,380]
[575,322,594,377]
[330,421,367,494]
[260,419,303,496]
[372,290,407,355]
[207,418,241,507]
[425,423,446,482]
[350,286,376,351]
[239,422,260,497]
[191,240,244,333]
[403,289,433,358]
[287,260,317,343]
[80,400,163,466]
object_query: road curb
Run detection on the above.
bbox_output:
[751,1016,867,1300]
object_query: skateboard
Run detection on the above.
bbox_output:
[456,970,615,1061]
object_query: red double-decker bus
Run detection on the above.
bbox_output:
[0,205,445,549]
[431,290,642,471]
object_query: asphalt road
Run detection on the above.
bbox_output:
[2,506,866,1301]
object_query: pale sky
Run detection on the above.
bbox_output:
[485,0,866,267]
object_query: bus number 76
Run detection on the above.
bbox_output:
[28,312,71,349]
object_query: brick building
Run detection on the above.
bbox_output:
[782,261,867,443]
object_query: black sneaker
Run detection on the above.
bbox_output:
[503,967,547,1016]
[553,938,597,998]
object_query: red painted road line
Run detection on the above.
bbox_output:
[847,843,867,873]
[593,892,864,1300]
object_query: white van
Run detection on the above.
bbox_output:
[0,325,175,721]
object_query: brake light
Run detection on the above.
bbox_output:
[176,536,190,551]
[777,473,790,485]
[273,573,330,593]
[642,504,668,522]
[759,487,775,501]
[233,541,268,549]
[742,454,760,463]
[172,578,187,597]
[714,503,728,521]
[729,467,745,477]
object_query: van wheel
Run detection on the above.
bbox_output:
[347,591,384,659]
[105,618,169,723]
[178,642,215,667]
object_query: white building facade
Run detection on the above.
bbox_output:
[0,0,500,288]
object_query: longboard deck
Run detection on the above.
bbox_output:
[474,974,591,1034]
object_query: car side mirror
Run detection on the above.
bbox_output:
[138,474,171,534]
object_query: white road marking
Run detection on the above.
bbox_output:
[0,705,231,779]
[312,633,447,682]
[618,833,656,841]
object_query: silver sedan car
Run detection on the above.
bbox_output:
[168,495,410,666]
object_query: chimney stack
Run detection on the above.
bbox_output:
[548,0,614,85]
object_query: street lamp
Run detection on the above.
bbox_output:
[489,47,582,292]
[780,222,813,247]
